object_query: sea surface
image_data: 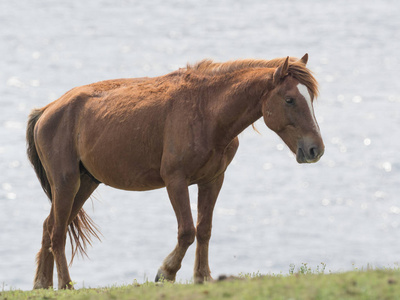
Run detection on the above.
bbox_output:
[1,0,400,290]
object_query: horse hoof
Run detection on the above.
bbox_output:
[33,283,48,290]
[58,282,74,290]
[194,275,213,284]
[33,280,53,290]
[155,269,165,282]
[155,268,175,282]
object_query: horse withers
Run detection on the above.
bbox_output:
[27,54,324,289]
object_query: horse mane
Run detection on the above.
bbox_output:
[187,57,319,99]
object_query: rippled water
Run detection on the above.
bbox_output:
[1,0,400,290]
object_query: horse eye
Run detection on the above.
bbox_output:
[285,97,295,104]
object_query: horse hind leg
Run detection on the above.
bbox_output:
[52,170,102,289]
[47,168,81,290]
[33,214,55,289]
[33,172,99,290]
[33,177,78,290]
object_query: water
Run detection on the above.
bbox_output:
[1,0,400,290]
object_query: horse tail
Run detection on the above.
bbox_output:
[26,108,101,265]
[26,108,52,199]
[68,209,101,265]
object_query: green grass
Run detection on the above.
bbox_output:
[2,267,400,300]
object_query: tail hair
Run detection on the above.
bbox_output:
[26,108,101,264]
[26,109,52,199]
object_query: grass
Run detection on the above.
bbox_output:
[2,265,400,300]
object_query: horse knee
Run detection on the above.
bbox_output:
[196,225,212,244]
[178,226,196,246]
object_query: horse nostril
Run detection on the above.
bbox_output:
[309,147,317,159]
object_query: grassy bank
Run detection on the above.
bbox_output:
[2,268,400,300]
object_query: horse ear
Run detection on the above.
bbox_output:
[300,53,308,65]
[273,56,289,85]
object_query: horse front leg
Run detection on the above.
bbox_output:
[155,174,196,282]
[194,174,224,283]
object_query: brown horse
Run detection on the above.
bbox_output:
[27,54,324,289]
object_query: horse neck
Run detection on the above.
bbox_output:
[207,69,273,147]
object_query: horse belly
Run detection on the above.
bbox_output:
[105,168,165,191]
[79,132,165,191]
[82,154,165,191]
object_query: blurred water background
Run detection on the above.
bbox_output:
[1,0,400,290]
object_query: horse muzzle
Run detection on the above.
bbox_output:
[296,137,324,164]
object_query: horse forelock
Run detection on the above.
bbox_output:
[286,62,319,100]
[187,57,319,99]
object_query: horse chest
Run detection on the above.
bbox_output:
[188,139,239,184]
[188,152,225,184]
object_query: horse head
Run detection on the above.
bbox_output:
[262,54,324,163]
